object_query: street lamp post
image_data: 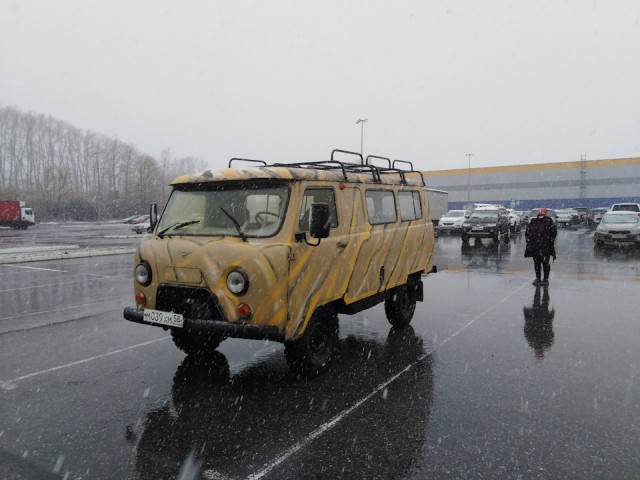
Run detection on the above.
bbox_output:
[356,118,368,157]
[466,153,474,206]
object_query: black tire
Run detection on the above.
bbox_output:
[502,228,510,242]
[384,281,417,327]
[285,309,339,378]
[170,329,224,355]
[461,233,469,243]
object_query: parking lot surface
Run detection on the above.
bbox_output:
[0,224,638,478]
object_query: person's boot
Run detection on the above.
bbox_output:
[541,265,550,285]
[532,277,541,286]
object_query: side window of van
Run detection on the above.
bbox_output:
[299,188,339,231]
[366,190,397,224]
[398,191,422,221]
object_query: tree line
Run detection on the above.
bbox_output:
[0,105,206,221]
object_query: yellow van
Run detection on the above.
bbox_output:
[124,150,436,377]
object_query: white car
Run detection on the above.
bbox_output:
[506,209,521,232]
[132,222,151,234]
[438,210,471,234]
[593,211,640,248]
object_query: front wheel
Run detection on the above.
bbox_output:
[171,329,224,355]
[384,281,417,327]
[285,309,339,378]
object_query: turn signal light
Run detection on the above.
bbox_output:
[237,303,252,318]
[135,292,146,306]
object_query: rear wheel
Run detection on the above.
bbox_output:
[384,280,417,327]
[171,329,224,355]
[285,309,339,378]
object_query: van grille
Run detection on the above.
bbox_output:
[156,285,224,320]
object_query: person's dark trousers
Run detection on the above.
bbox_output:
[533,253,551,280]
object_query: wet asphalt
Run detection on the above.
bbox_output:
[0,223,638,479]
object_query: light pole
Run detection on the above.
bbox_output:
[356,118,368,157]
[466,153,474,206]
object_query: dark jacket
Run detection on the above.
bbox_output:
[524,215,557,258]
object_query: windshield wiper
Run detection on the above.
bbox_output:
[157,220,200,237]
[219,207,248,242]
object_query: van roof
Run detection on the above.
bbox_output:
[171,150,428,187]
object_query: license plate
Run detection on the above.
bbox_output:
[143,309,184,328]
[472,226,484,231]
[612,234,627,239]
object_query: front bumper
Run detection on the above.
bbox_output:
[462,227,500,238]
[438,224,462,233]
[123,307,283,342]
[593,233,640,247]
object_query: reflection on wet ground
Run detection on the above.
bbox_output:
[523,286,555,360]
[127,329,434,479]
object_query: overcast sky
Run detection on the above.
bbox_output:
[2,0,639,171]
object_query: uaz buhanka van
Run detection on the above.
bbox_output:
[123,150,436,377]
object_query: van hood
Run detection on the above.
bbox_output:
[138,236,290,325]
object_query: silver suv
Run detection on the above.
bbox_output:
[461,207,510,243]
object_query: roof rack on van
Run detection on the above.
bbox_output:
[271,149,426,186]
[228,158,268,168]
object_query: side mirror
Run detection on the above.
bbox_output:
[309,203,330,239]
[149,203,158,232]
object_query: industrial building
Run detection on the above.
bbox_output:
[424,156,640,211]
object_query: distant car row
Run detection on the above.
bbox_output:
[437,202,640,251]
[122,214,151,234]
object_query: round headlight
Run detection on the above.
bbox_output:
[227,270,249,295]
[135,262,152,286]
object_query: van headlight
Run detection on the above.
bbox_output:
[135,262,152,286]
[227,270,249,295]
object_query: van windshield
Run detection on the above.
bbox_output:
[157,183,290,238]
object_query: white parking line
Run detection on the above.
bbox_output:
[1,264,68,273]
[0,297,124,322]
[210,281,530,480]
[0,337,168,390]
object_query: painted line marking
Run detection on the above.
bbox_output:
[0,275,129,293]
[0,337,168,390]
[0,297,125,322]
[206,281,530,480]
[1,264,68,273]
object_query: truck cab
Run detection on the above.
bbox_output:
[124,150,436,377]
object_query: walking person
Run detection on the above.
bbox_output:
[524,208,557,285]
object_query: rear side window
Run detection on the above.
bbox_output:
[299,188,339,231]
[612,204,639,212]
[398,191,422,221]
[366,190,397,224]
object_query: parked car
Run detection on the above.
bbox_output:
[437,209,471,234]
[460,207,510,243]
[122,214,143,224]
[505,208,521,233]
[587,208,608,228]
[593,211,640,249]
[610,203,640,217]
[555,209,581,228]
[516,210,529,224]
[132,214,150,224]
[573,206,589,223]
[132,222,151,234]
